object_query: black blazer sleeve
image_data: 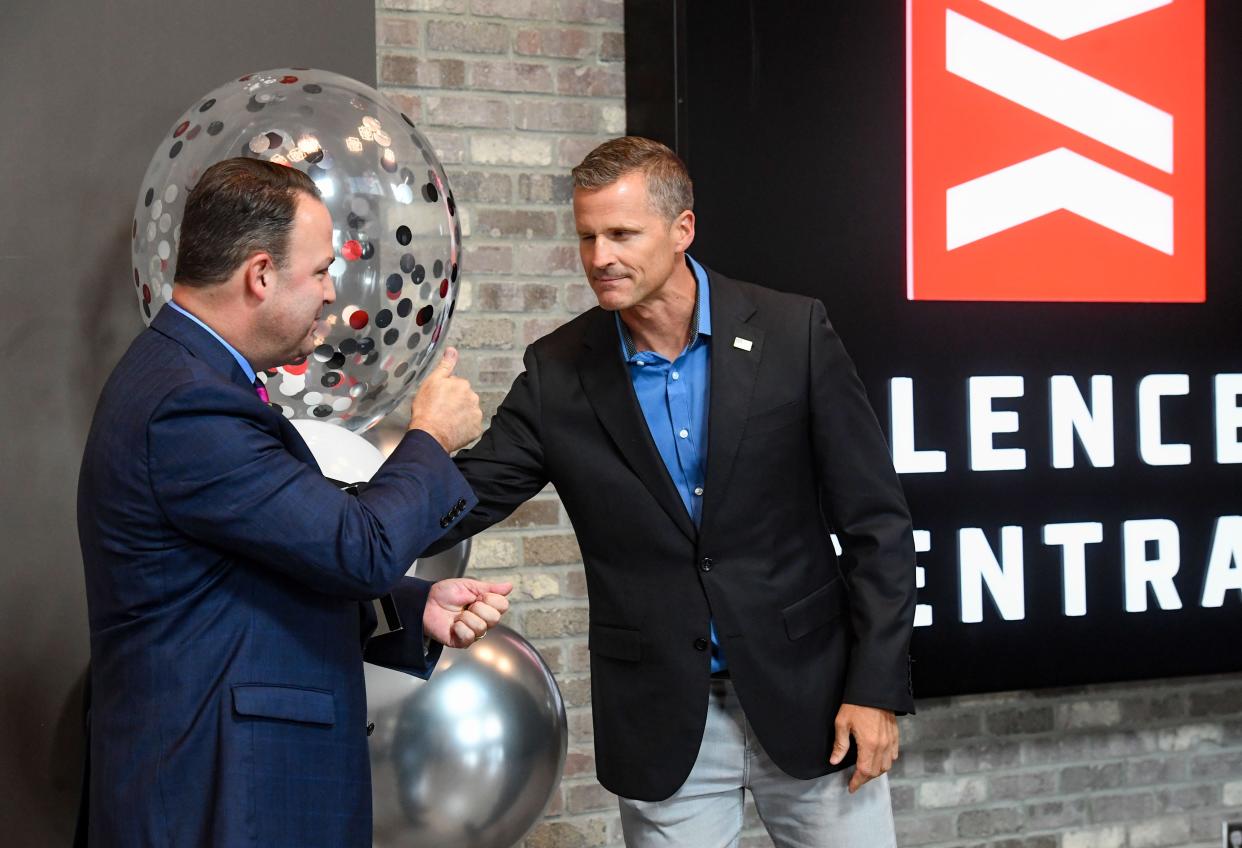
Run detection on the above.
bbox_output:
[807,299,917,714]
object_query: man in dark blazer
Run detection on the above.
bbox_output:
[77,158,511,847]
[431,137,916,846]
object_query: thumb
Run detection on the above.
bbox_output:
[829,719,852,765]
[431,346,459,378]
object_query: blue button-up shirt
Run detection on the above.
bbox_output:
[166,300,257,384]
[617,255,726,672]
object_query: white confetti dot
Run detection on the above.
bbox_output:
[157,241,170,260]
[163,184,178,204]
[303,392,324,406]
[331,397,351,412]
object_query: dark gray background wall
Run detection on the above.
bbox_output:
[0,1,374,840]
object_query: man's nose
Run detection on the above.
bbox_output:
[323,275,337,304]
[590,238,615,268]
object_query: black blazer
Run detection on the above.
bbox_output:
[440,269,915,801]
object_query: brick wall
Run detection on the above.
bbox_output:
[373,3,1242,847]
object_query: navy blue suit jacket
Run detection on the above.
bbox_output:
[77,306,476,847]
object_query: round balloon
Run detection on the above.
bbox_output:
[131,69,462,431]
[368,625,568,848]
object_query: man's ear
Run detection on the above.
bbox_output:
[242,253,276,302]
[672,209,696,254]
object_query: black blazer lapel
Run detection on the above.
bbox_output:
[577,309,698,542]
[702,272,763,531]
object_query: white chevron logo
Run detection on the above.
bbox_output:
[947,148,1173,253]
[976,0,1174,40]
[944,7,1174,252]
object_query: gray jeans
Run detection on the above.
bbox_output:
[618,679,897,848]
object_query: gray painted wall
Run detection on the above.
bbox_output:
[0,1,375,840]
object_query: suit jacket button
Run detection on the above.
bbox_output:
[439,517,450,528]
[693,638,709,651]
[456,498,467,509]
[699,557,713,572]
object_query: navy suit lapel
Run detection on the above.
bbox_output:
[149,305,319,469]
[149,304,257,395]
[577,309,698,543]
[702,272,763,533]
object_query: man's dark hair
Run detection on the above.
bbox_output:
[174,158,321,286]
[571,136,694,221]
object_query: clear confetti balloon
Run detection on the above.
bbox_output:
[131,69,462,431]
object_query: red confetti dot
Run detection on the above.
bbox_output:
[238,74,253,81]
[348,309,369,330]
[134,268,140,287]
[173,121,190,137]
[341,240,362,261]
[142,285,151,303]
[280,75,299,84]
[387,288,401,301]
[283,360,309,376]
[439,279,449,298]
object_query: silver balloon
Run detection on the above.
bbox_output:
[131,68,462,431]
[368,625,567,848]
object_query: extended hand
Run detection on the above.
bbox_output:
[829,703,899,793]
[423,578,513,649]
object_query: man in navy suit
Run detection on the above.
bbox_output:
[77,158,510,847]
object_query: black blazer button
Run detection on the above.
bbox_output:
[439,517,450,528]
[694,637,709,651]
[699,557,714,572]
[456,498,467,509]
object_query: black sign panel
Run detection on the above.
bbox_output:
[626,0,1242,697]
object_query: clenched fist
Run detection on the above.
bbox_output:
[409,347,483,452]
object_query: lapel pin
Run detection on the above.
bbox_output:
[733,336,753,352]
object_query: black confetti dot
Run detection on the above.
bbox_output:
[397,298,413,318]
[400,167,415,185]
[364,352,379,366]
[327,352,346,369]
[396,225,411,246]
[313,404,332,418]
[265,131,283,149]
[169,141,183,158]
[305,148,323,164]
[421,183,438,203]
[360,241,374,260]
[143,302,151,319]
[433,259,444,277]
[394,363,409,378]
[321,372,342,387]
[384,329,399,345]
[313,344,334,362]
[381,154,398,174]
[199,98,216,112]
[401,113,415,127]
[416,305,434,326]
[144,188,154,207]
[407,334,420,350]
[400,254,416,273]
[339,338,359,355]
[303,83,322,94]
[207,120,224,136]
[412,265,426,284]
[346,212,364,229]
[375,310,393,329]
[386,274,403,294]
[447,194,456,216]
[451,263,459,283]
[358,337,376,354]
[419,282,431,300]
